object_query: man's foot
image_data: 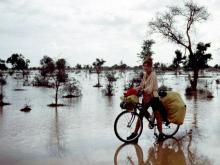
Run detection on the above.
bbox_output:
[165,120,170,126]
[157,133,165,142]
[148,121,154,129]
[127,132,138,142]
[154,133,165,142]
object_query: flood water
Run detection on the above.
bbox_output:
[0,70,220,165]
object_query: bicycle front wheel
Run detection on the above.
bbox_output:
[114,143,144,165]
[114,111,143,143]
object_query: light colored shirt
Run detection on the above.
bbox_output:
[140,71,158,97]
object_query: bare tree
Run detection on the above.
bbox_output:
[149,1,209,91]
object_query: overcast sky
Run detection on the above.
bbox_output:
[0,0,220,67]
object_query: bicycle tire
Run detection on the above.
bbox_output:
[161,122,180,137]
[114,143,144,165]
[114,111,143,143]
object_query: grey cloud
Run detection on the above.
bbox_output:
[0,0,12,4]
[0,1,75,37]
[81,14,130,27]
[96,16,130,26]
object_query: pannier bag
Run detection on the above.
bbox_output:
[120,95,139,111]
[120,88,139,111]
[160,91,186,125]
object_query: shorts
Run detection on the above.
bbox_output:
[139,97,167,120]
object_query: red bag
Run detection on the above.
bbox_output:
[124,88,138,97]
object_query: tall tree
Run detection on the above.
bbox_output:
[52,58,68,106]
[137,39,155,61]
[184,42,211,89]
[6,54,30,78]
[92,58,106,87]
[40,55,55,78]
[149,1,209,91]
[6,54,30,70]
[0,59,8,70]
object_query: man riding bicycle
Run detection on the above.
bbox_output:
[127,56,168,142]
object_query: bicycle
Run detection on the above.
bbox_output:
[114,137,184,165]
[114,101,180,143]
[114,143,144,165]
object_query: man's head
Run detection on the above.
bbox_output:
[143,56,153,73]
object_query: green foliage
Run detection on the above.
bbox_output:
[184,42,212,70]
[53,58,68,83]
[76,63,82,69]
[172,50,186,71]
[6,54,30,70]
[93,58,106,73]
[105,71,117,82]
[105,71,117,96]
[112,61,128,71]
[153,62,160,69]
[0,74,7,87]
[137,39,155,61]
[62,78,81,97]
[40,56,55,77]
[56,58,66,71]
[0,59,8,70]
[149,1,210,90]
[93,58,106,87]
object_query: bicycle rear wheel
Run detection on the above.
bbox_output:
[114,111,143,143]
[161,122,180,137]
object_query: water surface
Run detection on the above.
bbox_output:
[0,71,220,165]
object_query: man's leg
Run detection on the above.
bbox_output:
[150,97,164,140]
[127,103,149,140]
[154,110,163,133]
[134,103,150,132]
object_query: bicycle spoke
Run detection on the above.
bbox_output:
[114,111,143,142]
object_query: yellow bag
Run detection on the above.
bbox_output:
[160,91,186,125]
[120,95,139,111]
[120,95,139,104]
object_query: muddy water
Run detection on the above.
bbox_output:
[0,71,220,165]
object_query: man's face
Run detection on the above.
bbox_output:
[143,63,151,72]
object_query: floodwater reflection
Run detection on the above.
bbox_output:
[114,143,144,165]
[48,108,65,158]
[145,138,186,165]
[114,135,213,165]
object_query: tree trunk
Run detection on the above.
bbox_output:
[191,68,199,91]
[0,85,3,96]
[175,69,178,76]
[0,86,3,105]
[97,73,100,86]
[55,83,59,105]
[0,95,3,106]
